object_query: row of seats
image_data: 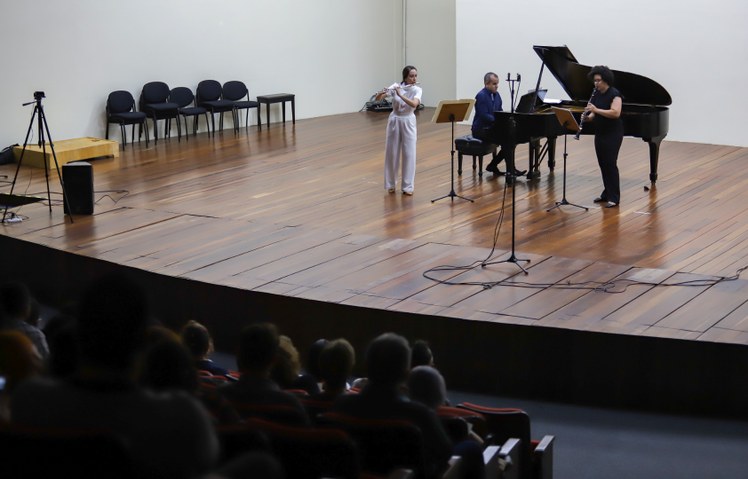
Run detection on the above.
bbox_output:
[105,80,259,148]
[198,368,553,479]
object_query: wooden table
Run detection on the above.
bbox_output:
[256,93,295,127]
[13,137,118,169]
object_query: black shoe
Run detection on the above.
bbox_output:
[509,169,527,177]
[486,164,504,176]
[593,197,608,203]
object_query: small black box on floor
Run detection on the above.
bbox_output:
[63,161,94,215]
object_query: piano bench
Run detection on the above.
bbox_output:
[455,135,496,177]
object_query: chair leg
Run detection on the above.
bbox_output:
[457,152,463,175]
[120,125,127,149]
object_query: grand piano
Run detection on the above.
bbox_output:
[488,45,671,183]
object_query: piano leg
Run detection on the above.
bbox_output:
[644,135,665,183]
[547,137,557,171]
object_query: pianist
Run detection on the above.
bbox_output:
[471,72,524,177]
[584,65,623,208]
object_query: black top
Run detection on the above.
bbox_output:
[591,87,623,136]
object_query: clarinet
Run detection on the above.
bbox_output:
[574,88,597,140]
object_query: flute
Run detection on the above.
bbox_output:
[574,88,596,140]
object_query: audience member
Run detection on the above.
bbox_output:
[313,338,356,401]
[217,322,309,425]
[292,337,328,395]
[0,331,42,421]
[138,329,241,426]
[407,365,447,410]
[0,281,49,360]
[180,320,232,378]
[270,335,302,390]
[42,313,78,378]
[333,332,452,478]
[407,365,485,479]
[411,339,435,368]
[11,273,219,479]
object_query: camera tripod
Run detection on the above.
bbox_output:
[2,92,74,223]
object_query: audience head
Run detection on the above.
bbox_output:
[180,320,214,361]
[305,338,329,378]
[43,313,78,378]
[237,322,279,374]
[139,330,199,392]
[271,335,301,388]
[411,339,434,368]
[0,281,32,323]
[365,332,411,388]
[407,365,447,410]
[318,338,355,392]
[0,331,42,392]
[76,272,149,372]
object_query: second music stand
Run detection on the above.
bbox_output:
[431,99,475,203]
[546,107,588,212]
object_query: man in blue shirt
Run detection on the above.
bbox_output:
[471,72,506,176]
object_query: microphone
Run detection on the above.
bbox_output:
[517,73,521,82]
[506,73,510,82]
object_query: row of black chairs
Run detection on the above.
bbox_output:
[105,80,259,148]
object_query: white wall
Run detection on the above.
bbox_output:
[405,0,456,107]
[1,0,745,148]
[0,0,402,148]
[454,0,748,146]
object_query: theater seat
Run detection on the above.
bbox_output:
[457,402,555,479]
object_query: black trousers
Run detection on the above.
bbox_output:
[594,130,623,203]
[472,128,508,169]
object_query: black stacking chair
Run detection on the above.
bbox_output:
[169,87,210,140]
[223,81,259,132]
[105,90,149,149]
[139,81,180,144]
[196,79,235,136]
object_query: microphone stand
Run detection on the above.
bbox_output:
[482,117,529,274]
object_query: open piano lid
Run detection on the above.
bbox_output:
[533,45,672,106]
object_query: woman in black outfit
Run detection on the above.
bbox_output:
[583,65,623,208]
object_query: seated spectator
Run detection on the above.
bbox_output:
[407,365,485,479]
[292,337,328,395]
[333,332,452,478]
[11,273,219,479]
[138,330,241,426]
[0,281,49,360]
[180,320,233,378]
[0,331,43,421]
[217,322,309,425]
[313,338,356,401]
[42,313,78,378]
[407,365,448,410]
[411,339,435,368]
[270,335,302,390]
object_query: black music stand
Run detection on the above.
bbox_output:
[431,99,475,204]
[546,107,588,212]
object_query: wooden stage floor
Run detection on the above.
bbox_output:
[2,109,748,417]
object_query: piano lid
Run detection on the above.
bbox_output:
[533,45,672,106]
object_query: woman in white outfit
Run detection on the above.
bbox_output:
[375,66,422,195]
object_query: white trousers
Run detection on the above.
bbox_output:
[384,114,417,193]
